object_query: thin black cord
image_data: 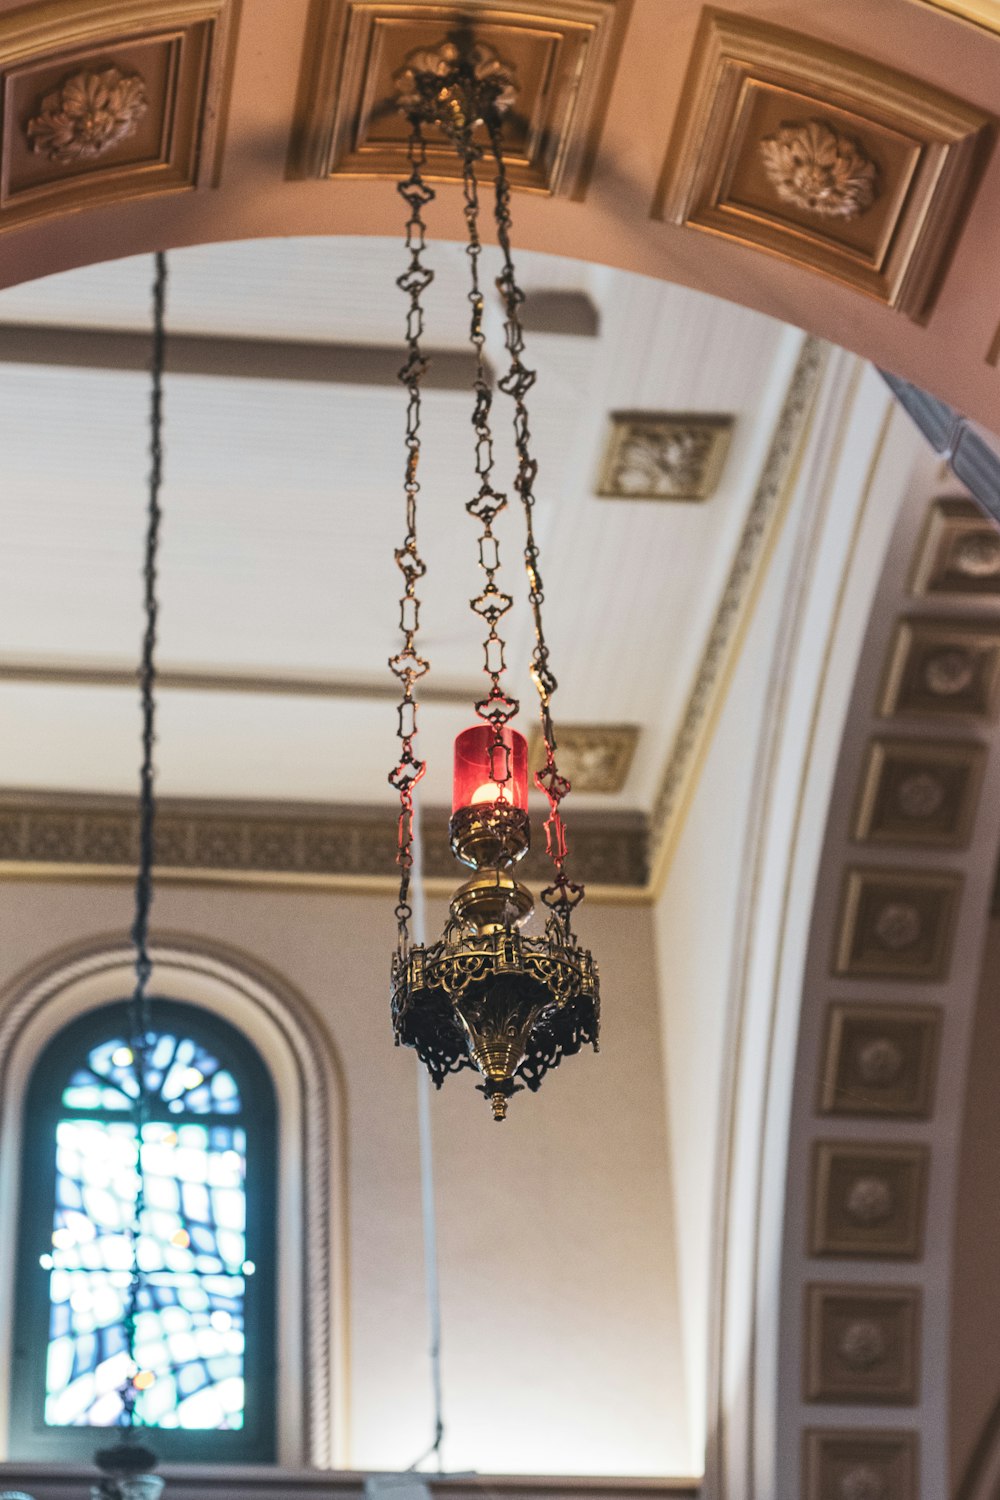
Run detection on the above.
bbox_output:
[121,249,167,1435]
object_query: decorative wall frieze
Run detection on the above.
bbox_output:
[820,1002,940,1118]
[528,724,639,794]
[291,0,629,197]
[596,412,733,501]
[881,617,1000,719]
[805,1283,921,1403]
[803,1429,919,1500]
[0,793,648,892]
[0,0,235,233]
[854,736,985,847]
[656,10,994,316]
[811,1142,929,1259]
[911,496,1000,596]
[835,867,961,980]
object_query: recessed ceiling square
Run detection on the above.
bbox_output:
[292,0,629,196]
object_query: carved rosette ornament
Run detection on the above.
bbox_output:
[27,67,148,164]
[394,40,518,122]
[759,118,878,219]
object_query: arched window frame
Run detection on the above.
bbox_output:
[0,939,348,1470]
[10,997,278,1464]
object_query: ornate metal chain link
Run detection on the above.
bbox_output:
[453,111,517,789]
[487,119,583,934]
[389,120,433,947]
[122,249,167,1432]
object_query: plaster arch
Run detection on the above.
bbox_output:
[0,0,996,426]
[0,933,350,1469]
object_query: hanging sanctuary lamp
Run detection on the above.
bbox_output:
[388,40,600,1121]
[91,252,168,1500]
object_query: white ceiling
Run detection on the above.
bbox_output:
[0,236,801,811]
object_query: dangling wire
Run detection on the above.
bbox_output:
[121,249,168,1437]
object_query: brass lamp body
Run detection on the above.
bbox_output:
[391,799,599,1120]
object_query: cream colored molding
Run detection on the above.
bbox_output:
[291,0,631,197]
[657,9,995,318]
[0,0,236,233]
[648,334,827,888]
[0,791,648,893]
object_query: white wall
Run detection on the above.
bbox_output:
[0,876,689,1477]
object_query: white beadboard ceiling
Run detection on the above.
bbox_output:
[0,236,801,811]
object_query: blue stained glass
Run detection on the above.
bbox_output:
[44,1037,250,1432]
[61,1030,241,1115]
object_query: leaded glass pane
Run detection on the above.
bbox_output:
[44,1109,249,1429]
[61,1032,241,1115]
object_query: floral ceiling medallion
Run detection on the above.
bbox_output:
[759,118,879,219]
[27,66,148,164]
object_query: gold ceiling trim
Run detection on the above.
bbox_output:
[647,333,827,888]
[0,791,648,894]
[657,9,994,318]
[291,0,630,197]
[0,0,236,234]
[913,0,1000,31]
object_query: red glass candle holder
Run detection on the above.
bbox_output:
[452,725,528,814]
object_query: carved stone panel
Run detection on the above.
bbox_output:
[0,0,233,232]
[834,868,961,980]
[805,1284,921,1403]
[811,1142,929,1258]
[292,0,629,196]
[656,11,994,317]
[803,1428,918,1500]
[911,496,1000,596]
[596,412,733,500]
[854,737,985,848]
[528,724,639,794]
[820,1003,940,1119]
[881,618,1000,720]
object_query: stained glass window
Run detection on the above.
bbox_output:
[11,1001,276,1463]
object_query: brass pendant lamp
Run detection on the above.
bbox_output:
[387,39,600,1121]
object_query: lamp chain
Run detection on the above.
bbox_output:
[486,119,583,935]
[121,249,167,1436]
[456,114,517,784]
[389,120,433,949]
